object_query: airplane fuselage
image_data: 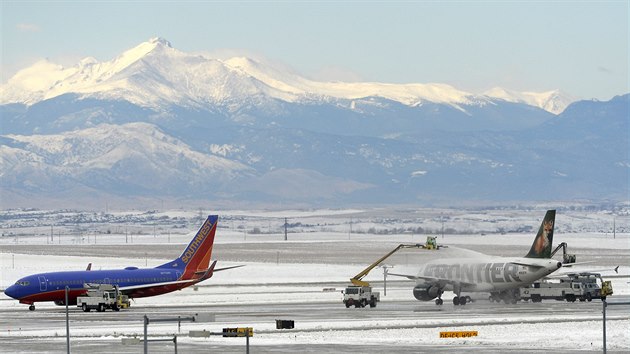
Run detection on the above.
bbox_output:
[416,257,562,293]
[5,267,186,305]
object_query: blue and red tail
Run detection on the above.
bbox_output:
[156,215,218,278]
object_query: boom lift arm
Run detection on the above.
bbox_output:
[350,243,430,287]
[550,242,576,264]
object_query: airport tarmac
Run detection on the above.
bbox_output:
[1,282,629,353]
[2,229,629,353]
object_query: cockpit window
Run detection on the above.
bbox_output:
[16,281,30,286]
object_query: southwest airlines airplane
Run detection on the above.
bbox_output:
[4,215,236,311]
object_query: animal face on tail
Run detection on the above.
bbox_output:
[525,210,556,258]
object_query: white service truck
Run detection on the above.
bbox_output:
[342,242,439,309]
[77,284,130,312]
[520,273,613,303]
[342,286,380,308]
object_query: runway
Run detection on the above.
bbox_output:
[1,282,629,353]
[1,217,629,353]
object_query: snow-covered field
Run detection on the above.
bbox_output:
[1,208,629,352]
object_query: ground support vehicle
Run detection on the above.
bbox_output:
[342,239,441,308]
[520,273,613,303]
[342,286,380,308]
[77,284,130,312]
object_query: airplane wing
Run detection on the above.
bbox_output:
[388,272,434,281]
[559,261,597,267]
[546,266,627,279]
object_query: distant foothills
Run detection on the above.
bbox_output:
[0,38,628,209]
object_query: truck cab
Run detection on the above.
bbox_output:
[343,286,380,308]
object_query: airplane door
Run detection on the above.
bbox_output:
[38,276,47,291]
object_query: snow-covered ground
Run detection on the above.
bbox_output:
[1,208,629,352]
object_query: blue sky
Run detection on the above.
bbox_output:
[1,1,628,100]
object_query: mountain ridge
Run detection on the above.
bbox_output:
[1,37,575,114]
[0,38,627,208]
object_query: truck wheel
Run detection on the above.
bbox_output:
[112,304,119,311]
[586,293,592,302]
[82,303,90,312]
[345,302,350,308]
[369,299,376,308]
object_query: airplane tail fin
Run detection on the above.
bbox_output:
[525,210,556,258]
[156,215,218,277]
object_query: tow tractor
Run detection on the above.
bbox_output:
[77,284,130,312]
[342,236,443,308]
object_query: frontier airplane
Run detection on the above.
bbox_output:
[390,210,563,305]
[4,215,237,310]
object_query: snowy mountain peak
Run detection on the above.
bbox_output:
[112,37,177,69]
[148,37,172,48]
[484,87,576,114]
[1,38,576,113]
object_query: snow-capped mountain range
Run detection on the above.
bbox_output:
[1,38,627,208]
[1,37,573,114]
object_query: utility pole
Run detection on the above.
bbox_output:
[349,217,352,240]
[381,265,393,296]
[284,218,288,241]
[65,286,70,354]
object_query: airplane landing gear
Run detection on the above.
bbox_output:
[28,304,35,311]
[453,296,467,305]
[435,289,444,305]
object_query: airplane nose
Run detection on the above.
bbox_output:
[4,285,18,299]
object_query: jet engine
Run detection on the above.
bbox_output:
[413,284,441,301]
